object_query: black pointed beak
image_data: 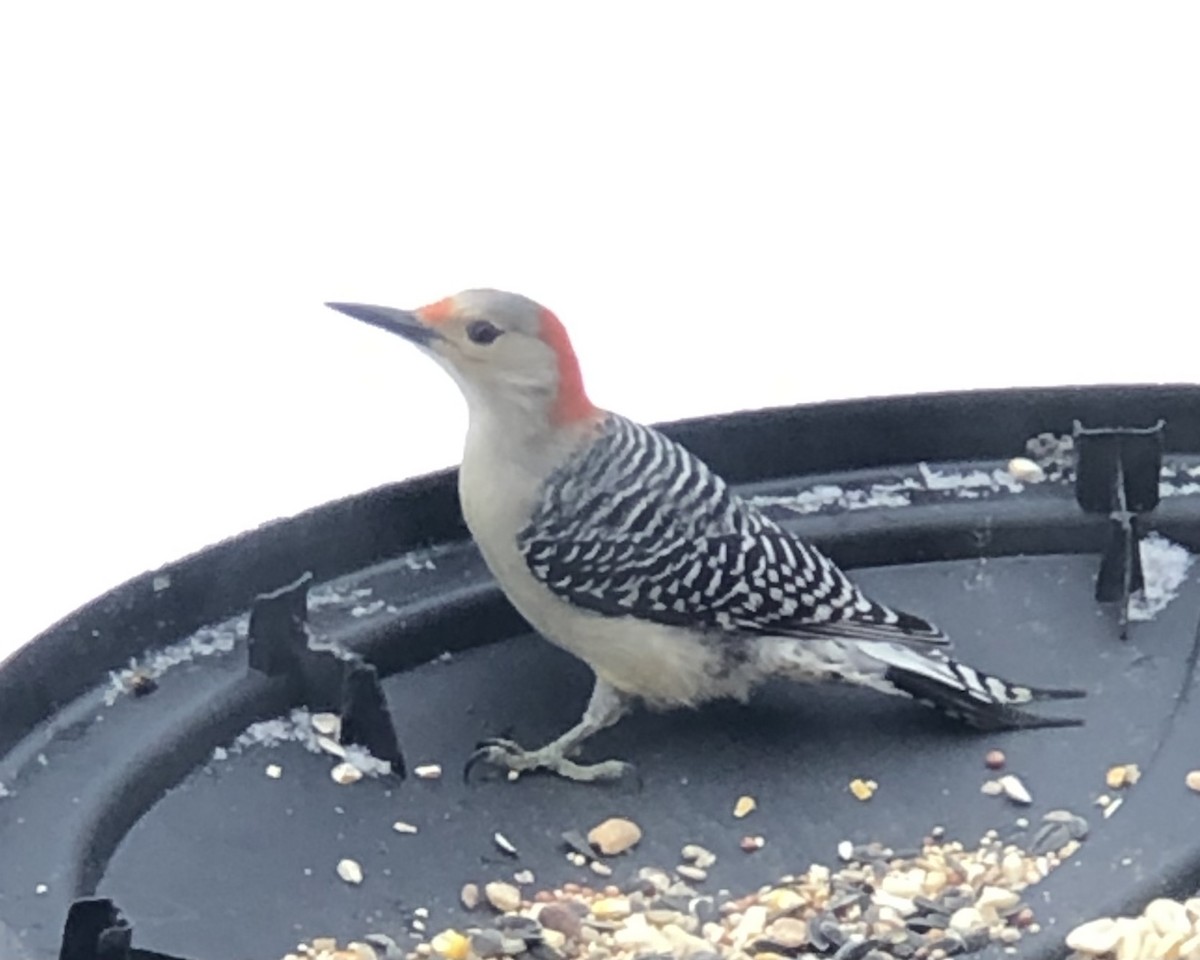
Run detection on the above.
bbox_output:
[325,302,442,347]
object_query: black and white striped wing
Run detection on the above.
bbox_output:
[517,415,950,650]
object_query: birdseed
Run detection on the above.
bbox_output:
[1007,457,1046,483]
[848,778,877,801]
[265,763,283,779]
[733,795,757,818]
[1105,763,1141,790]
[291,811,1094,960]
[393,821,419,835]
[1066,896,1200,958]
[681,844,717,869]
[998,774,1032,804]
[331,762,364,785]
[336,858,364,885]
[493,832,519,857]
[984,749,1006,770]
[587,817,642,855]
[415,764,443,780]
[1187,770,1200,793]
[311,712,342,738]
[317,735,347,759]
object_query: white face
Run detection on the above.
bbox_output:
[418,289,564,418]
[328,289,588,426]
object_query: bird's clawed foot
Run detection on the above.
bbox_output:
[463,737,639,786]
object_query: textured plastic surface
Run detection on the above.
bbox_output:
[2,385,1199,960]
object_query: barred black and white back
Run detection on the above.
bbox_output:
[517,414,1083,730]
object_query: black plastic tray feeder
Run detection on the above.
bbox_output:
[3,385,1200,960]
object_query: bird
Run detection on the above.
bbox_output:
[326,289,1084,783]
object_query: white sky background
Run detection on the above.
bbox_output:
[2,3,1198,657]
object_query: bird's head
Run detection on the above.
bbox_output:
[327,289,597,428]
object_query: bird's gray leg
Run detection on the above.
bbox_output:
[465,678,634,783]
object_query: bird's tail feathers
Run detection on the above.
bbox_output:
[864,642,1085,732]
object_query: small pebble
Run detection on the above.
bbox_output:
[331,762,363,785]
[676,864,708,882]
[589,860,614,877]
[484,881,522,913]
[393,821,419,835]
[566,852,587,867]
[837,840,854,861]
[514,869,535,884]
[265,764,283,779]
[460,883,480,910]
[337,858,364,885]
[1186,769,1200,793]
[414,764,443,780]
[733,795,757,818]
[985,749,1006,770]
[587,817,642,855]
[740,835,765,852]
[34,883,48,895]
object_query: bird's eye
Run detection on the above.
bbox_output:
[466,319,504,345]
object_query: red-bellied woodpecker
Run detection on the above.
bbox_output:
[327,290,1084,783]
